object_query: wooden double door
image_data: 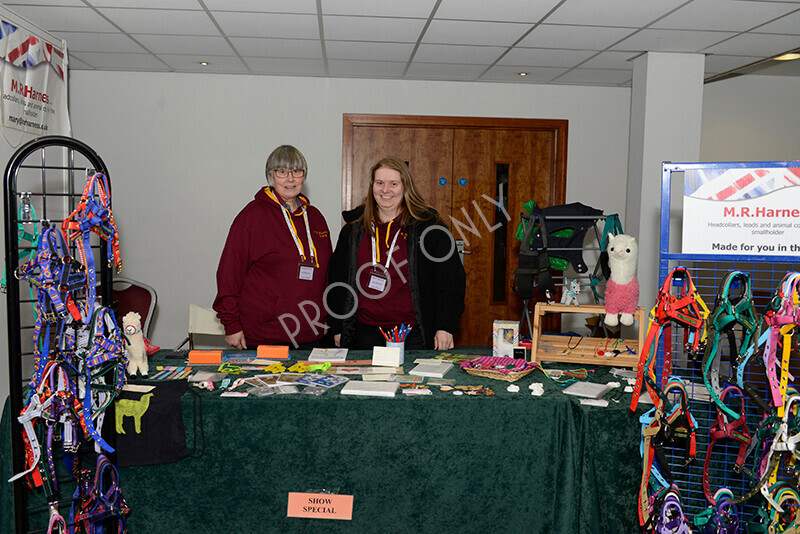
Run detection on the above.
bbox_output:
[342,114,567,346]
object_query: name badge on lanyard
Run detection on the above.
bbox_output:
[298,259,316,281]
[368,267,388,292]
[275,191,318,281]
[370,221,401,292]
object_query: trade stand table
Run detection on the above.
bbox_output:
[1,350,643,533]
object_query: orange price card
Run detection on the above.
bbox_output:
[287,492,353,520]
[257,345,290,360]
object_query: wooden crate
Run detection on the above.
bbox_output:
[529,303,646,369]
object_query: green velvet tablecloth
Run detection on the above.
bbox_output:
[1,351,643,533]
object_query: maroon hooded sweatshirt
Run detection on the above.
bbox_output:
[213,187,332,346]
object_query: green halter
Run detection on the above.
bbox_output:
[702,270,761,421]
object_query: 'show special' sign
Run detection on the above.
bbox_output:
[682,166,800,256]
[287,492,353,520]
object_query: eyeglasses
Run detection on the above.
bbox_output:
[273,168,305,178]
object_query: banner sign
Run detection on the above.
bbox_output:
[682,166,800,256]
[0,18,70,135]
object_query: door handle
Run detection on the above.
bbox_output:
[455,240,472,258]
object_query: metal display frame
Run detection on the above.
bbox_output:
[653,160,800,524]
[3,135,113,534]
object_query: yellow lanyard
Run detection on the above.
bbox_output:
[266,187,319,268]
[371,220,400,269]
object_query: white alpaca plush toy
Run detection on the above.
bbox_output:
[604,233,639,327]
[123,311,148,377]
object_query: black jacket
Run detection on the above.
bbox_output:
[328,207,466,349]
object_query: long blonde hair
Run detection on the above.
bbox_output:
[358,157,439,236]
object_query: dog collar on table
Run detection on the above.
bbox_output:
[702,271,763,421]
[630,267,709,411]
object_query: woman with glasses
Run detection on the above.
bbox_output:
[214,145,332,349]
[328,157,465,350]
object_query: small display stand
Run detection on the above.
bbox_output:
[529,303,645,369]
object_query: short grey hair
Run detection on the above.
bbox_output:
[265,145,308,182]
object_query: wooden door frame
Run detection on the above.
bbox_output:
[342,113,569,211]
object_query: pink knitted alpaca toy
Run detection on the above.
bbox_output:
[604,233,639,327]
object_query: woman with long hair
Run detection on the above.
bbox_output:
[328,157,465,350]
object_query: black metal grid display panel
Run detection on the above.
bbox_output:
[653,259,796,522]
[652,161,800,527]
[4,136,113,534]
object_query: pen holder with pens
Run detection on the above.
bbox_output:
[386,341,404,365]
[380,324,412,365]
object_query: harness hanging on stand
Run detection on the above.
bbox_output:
[702,270,766,419]
[61,171,122,325]
[638,376,697,528]
[588,213,623,301]
[630,267,709,410]
[761,272,800,418]
[702,386,751,504]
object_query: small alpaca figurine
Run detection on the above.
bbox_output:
[604,233,639,327]
[560,278,581,306]
[123,311,148,377]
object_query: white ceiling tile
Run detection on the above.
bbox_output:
[704,32,800,56]
[67,55,93,69]
[753,10,800,34]
[87,0,201,8]
[5,5,117,32]
[579,51,639,69]
[414,44,506,64]
[651,0,798,32]
[326,41,414,61]
[5,0,83,6]
[518,24,638,50]
[327,59,407,77]
[214,12,319,39]
[405,61,486,80]
[499,48,596,68]
[98,8,219,35]
[230,37,322,58]
[435,0,556,23]
[158,54,249,73]
[5,0,800,85]
[134,34,234,55]
[544,0,687,27]
[612,29,738,53]
[554,68,632,85]
[480,65,567,83]
[423,19,531,46]
[703,54,762,74]
[204,0,317,13]
[243,56,325,75]
[322,0,436,18]
[323,15,426,41]
[68,51,169,70]
[58,31,145,53]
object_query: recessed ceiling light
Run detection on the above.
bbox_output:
[518,72,528,76]
[200,61,209,66]
[774,53,800,61]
